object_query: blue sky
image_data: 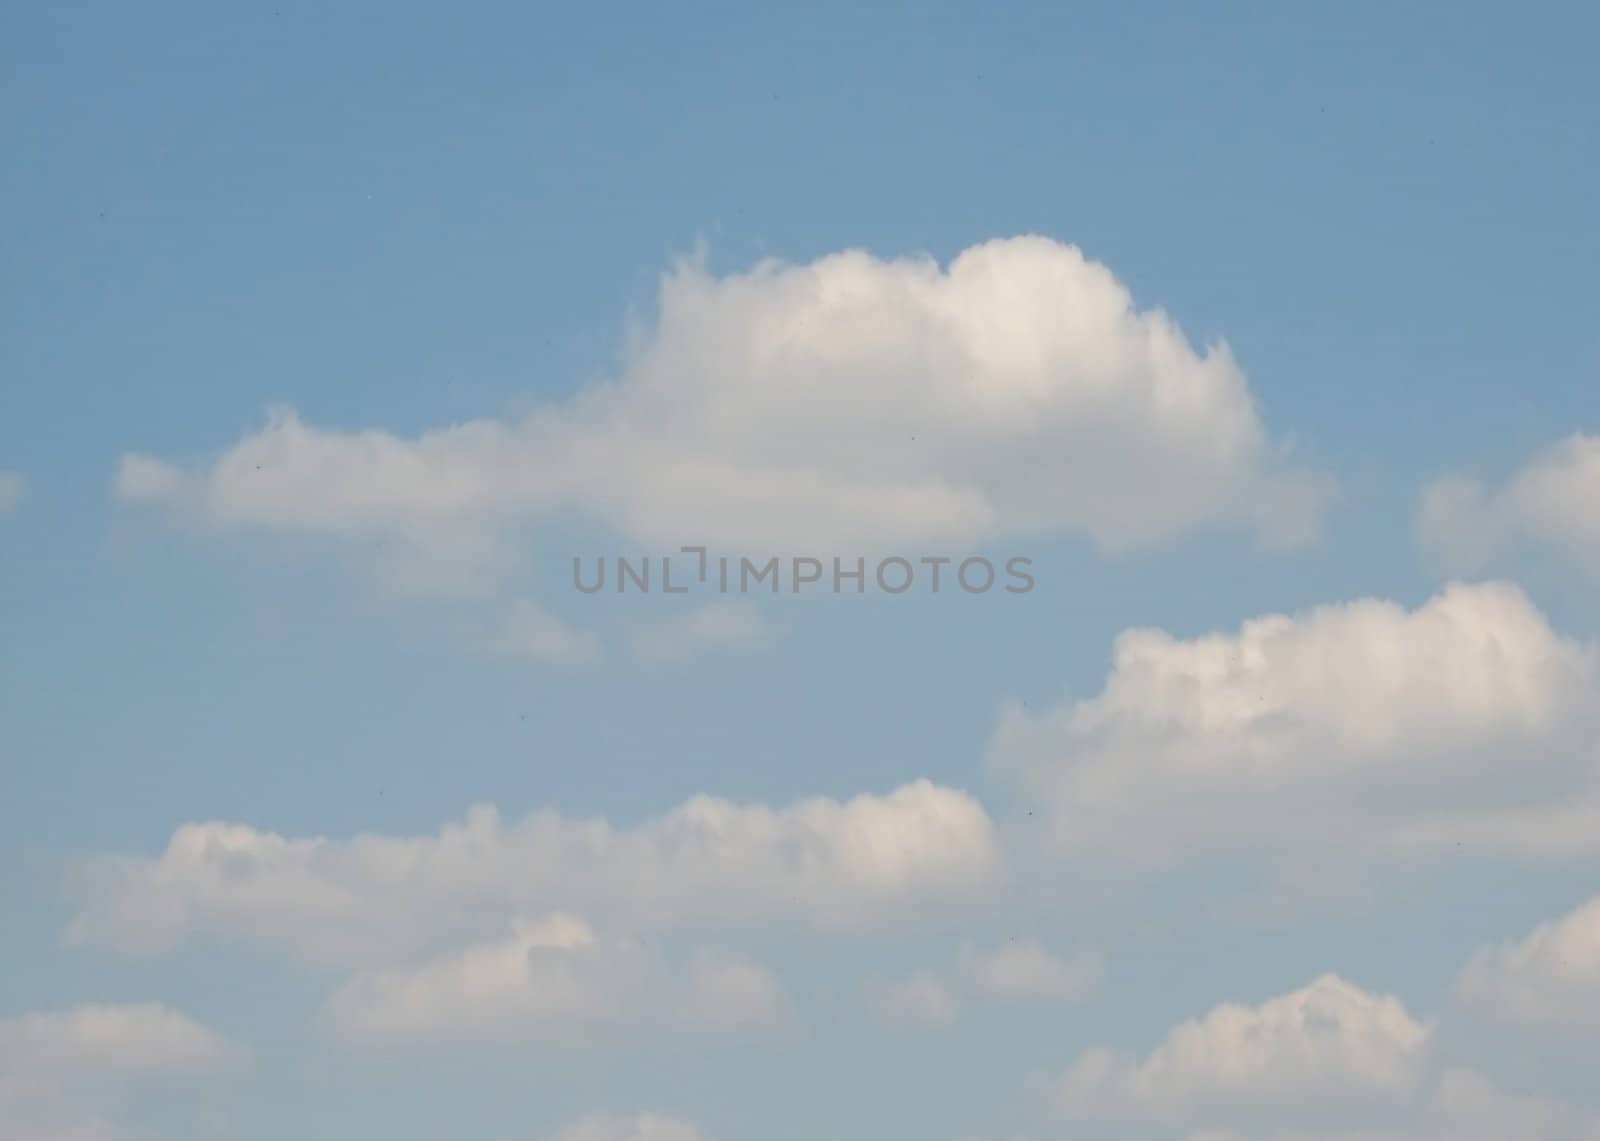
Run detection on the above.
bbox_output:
[3,3,1600,1140]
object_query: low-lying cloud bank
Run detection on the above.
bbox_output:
[66,780,1002,964]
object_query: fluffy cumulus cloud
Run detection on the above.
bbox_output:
[1455,893,1600,1031]
[115,236,1329,592]
[65,780,1001,964]
[1044,975,1432,1127]
[869,940,1102,1029]
[321,913,790,1046]
[0,1004,247,1141]
[1420,434,1600,574]
[991,581,1600,874]
[1031,951,1600,1141]
[1053,974,1431,1119]
[549,1113,703,1141]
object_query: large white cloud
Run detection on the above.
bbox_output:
[1420,434,1600,574]
[115,236,1329,591]
[65,780,1001,964]
[1044,975,1432,1125]
[321,913,790,1046]
[1455,893,1600,1031]
[990,581,1600,872]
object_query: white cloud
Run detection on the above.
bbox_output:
[632,601,768,664]
[1176,1070,1598,1141]
[681,947,794,1035]
[320,914,789,1046]
[0,1113,123,1141]
[0,1004,248,1078]
[115,237,1330,593]
[1037,965,1600,1140]
[870,940,1102,1029]
[867,972,961,1030]
[1045,975,1431,1125]
[959,940,1104,1003]
[1420,434,1600,574]
[550,1113,703,1141]
[1455,893,1600,1031]
[0,469,25,513]
[66,780,1001,964]
[1414,1070,1596,1141]
[481,599,603,666]
[991,581,1600,874]
[112,456,181,502]
[0,1004,247,1141]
